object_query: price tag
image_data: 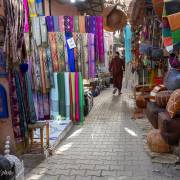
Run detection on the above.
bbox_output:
[67,38,76,49]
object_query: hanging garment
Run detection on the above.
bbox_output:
[88,33,96,78]
[48,32,59,72]
[23,0,29,32]
[56,32,66,71]
[50,73,59,119]
[59,16,65,32]
[46,16,55,32]
[40,16,48,47]
[124,24,132,64]
[70,73,75,121]
[65,32,75,72]
[78,72,85,123]
[89,16,96,34]
[95,16,105,63]
[73,32,78,71]
[35,0,44,16]
[82,33,89,79]
[64,72,70,120]
[9,73,23,143]
[64,16,74,32]
[39,48,47,94]
[85,16,91,33]
[75,72,80,122]
[79,16,85,33]
[28,0,37,17]
[43,94,50,120]
[37,92,45,120]
[57,73,66,119]
[74,16,79,32]
[53,16,59,32]
[0,84,8,119]
[33,92,39,120]
[25,72,37,124]
[31,17,41,47]
[46,47,55,88]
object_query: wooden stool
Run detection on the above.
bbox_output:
[28,121,49,153]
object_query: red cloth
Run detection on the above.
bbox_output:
[109,56,125,91]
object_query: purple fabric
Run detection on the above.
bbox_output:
[46,16,54,32]
[88,33,96,78]
[64,16,74,32]
[89,16,96,33]
[169,56,180,68]
[95,16,105,63]
[37,93,44,120]
[85,16,90,33]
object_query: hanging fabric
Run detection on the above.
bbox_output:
[32,17,41,47]
[59,16,65,32]
[48,32,59,72]
[74,16,79,32]
[37,93,45,120]
[23,0,30,33]
[57,72,66,119]
[64,16,74,32]
[75,72,80,122]
[28,0,37,17]
[53,16,59,32]
[50,73,59,119]
[46,16,55,32]
[79,16,85,33]
[0,84,8,119]
[43,94,50,120]
[35,0,44,16]
[40,16,48,47]
[70,73,75,121]
[64,72,70,120]
[65,32,75,72]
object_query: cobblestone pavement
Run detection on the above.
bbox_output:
[26,89,180,180]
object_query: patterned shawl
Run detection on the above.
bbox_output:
[40,16,48,47]
[46,16,55,32]
[79,16,85,33]
[64,16,74,32]
[28,0,37,17]
[59,16,65,32]
[53,16,59,32]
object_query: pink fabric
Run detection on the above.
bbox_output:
[59,16,65,32]
[75,72,80,122]
[23,0,29,32]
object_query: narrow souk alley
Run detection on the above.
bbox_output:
[26,88,180,180]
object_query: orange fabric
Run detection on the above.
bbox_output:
[167,12,180,31]
[78,16,85,33]
[152,0,164,18]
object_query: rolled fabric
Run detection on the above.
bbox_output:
[56,32,66,71]
[78,72,85,123]
[23,0,29,32]
[31,17,41,46]
[50,73,59,119]
[28,0,37,17]
[75,72,80,122]
[48,32,59,72]
[53,16,59,32]
[79,16,85,33]
[40,16,48,47]
[65,32,75,72]
[46,16,54,32]
[64,72,70,120]
[59,16,65,32]
[57,73,66,119]
[35,0,44,16]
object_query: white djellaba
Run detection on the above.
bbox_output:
[4,136,24,180]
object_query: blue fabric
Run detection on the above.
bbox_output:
[0,84,8,119]
[65,32,75,72]
[53,16,59,32]
[64,72,70,120]
[124,24,132,64]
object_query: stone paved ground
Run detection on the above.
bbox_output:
[26,88,180,180]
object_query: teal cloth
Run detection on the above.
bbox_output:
[162,28,172,37]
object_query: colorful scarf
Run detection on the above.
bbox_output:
[79,16,85,33]
[88,33,96,78]
[32,17,41,47]
[28,0,37,17]
[64,72,70,120]
[23,0,29,32]
[56,32,66,71]
[46,16,55,32]
[74,16,79,32]
[64,16,74,32]
[35,0,44,16]
[53,16,59,32]
[48,32,59,72]
[59,16,65,32]
[65,32,75,72]
[40,16,48,47]
[89,16,96,33]
[75,72,80,122]
[57,72,66,119]
[50,73,59,119]
[85,16,91,33]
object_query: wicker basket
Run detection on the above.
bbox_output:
[147,129,170,153]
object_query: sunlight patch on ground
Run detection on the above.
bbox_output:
[67,128,83,139]
[124,127,138,137]
[56,142,73,153]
